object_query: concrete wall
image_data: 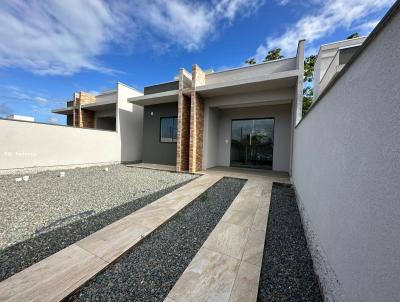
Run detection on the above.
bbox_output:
[142,102,178,165]
[292,9,400,302]
[0,119,120,170]
[116,82,143,163]
[203,106,220,169]
[203,103,292,172]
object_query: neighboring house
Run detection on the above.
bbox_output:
[313,36,366,99]
[129,41,305,173]
[6,115,35,122]
[52,82,142,131]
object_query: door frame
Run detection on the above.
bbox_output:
[229,117,275,170]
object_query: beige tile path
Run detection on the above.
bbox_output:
[165,168,289,302]
[0,173,222,302]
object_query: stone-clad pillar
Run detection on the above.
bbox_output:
[189,65,206,172]
[73,92,95,128]
[176,91,191,172]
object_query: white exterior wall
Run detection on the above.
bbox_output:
[0,119,120,170]
[292,9,400,302]
[116,83,144,163]
[203,106,220,169]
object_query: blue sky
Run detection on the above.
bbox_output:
[0,0,395,124]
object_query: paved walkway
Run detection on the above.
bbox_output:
[0,173,222,302]
[165,168,289,302]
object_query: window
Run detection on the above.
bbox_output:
[160,117,177,143]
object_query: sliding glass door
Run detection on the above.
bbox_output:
[230,118,274,169]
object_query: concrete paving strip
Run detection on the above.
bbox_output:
[0,174,222,302]
[165,171,289,302]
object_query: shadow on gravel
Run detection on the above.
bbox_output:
[257,182,323,302]
[0,180,194,282]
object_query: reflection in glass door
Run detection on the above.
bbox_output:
[230,118,274,169]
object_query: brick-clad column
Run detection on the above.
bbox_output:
[176,92,191,172]
[73,92,96,128]
[189,91,204,172]
[189,65,206,173]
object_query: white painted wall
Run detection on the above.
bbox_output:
[292,9,400,302]
[116,82,144,163]
[203,105,220,169]
[0,119,120,170]
[203,102,292,172]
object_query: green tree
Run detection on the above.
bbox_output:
[346,32,360,39]
[303,86,313,116]
[263,48,284,62]
[302,54,316,115]
[245,58,256,65]
[304,54,316,83]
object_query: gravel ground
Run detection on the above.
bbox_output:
[67,177,246,302]
[0,165,196,281]
[257,183,322,302]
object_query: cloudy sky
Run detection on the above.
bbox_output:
[0,0,395,124]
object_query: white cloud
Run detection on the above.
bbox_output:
[277,0,290,6]
[0,0,264,75]
[255,0,395,60]
[47,116,59,124]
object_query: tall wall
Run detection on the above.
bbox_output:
[291,6,400,302]
[116,82,143,163]
[0,119,120,170]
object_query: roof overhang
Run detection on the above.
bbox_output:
[81,101,116,112]
[52,107,73,115]
[196,70,299,98]
[128,90,179,106]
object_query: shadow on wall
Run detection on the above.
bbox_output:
[119,108,143,163]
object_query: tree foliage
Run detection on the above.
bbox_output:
[346,32,360,39]
[302,54,316,115]
[304,54,316,83]
[245,58,256,65]
[264,48,284,61]
[244,48,284,65]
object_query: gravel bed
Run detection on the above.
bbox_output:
[257,183,322,302]
[67,177,246,302]
[0,165,196,281]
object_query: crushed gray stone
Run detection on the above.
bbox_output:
[0,165,196,281]
[257,182,322,302]
[67,177,246,302]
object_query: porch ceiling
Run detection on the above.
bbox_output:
[196,70,299,98]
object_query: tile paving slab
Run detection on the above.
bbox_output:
[166,169,289,302]
[0,174,222,302]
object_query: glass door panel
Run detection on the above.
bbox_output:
[230,118,274,169]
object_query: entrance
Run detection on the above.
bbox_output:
[230,118,274,169]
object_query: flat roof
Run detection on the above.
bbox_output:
[128,90,179,106]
